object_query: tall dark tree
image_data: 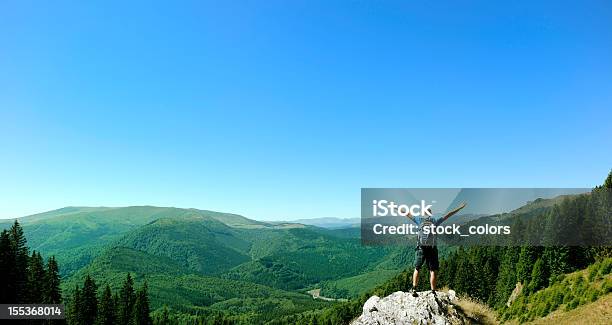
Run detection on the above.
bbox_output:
[97,284,116,325]
[494,247,520,309]
[516,246,539,285]
[0,230,16,302]
[10,220,29,303]
[118,273,136,325]
[527,258,548,293]
[133,281,152,325]
[27,251,46,303]
[603,169,612,189]
[44,256,62,304]
[454,254,477,296]
[80,275,98,325]
[67,285,81,325]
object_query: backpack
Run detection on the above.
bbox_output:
[417,217,436,247]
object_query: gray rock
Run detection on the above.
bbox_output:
[350,290,469,325]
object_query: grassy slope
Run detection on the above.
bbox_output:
[525,293,612,325]
[503,258,612,322]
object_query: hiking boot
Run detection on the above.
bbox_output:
[409,288,418,297]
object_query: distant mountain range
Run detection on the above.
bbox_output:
[289,217,360,229]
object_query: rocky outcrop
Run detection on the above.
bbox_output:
[506,282,523,307]
[350,290,470,325]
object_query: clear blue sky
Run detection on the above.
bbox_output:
[1,1,611,220]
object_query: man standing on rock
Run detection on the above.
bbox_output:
[402,202,466,297]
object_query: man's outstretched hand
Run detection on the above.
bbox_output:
[439,202,467,223]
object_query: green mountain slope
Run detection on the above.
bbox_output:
[63,247,330,323]
[116,215,251,274]
[1,206,270,275]
[222,227,403,290]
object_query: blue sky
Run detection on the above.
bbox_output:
[1,1,611,220]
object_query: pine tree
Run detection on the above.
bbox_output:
[482,255,498,304]
[133,281,152,325]
[494,247,520,309]
[80,275,98,325]
[118,273,136,325]
[27,251,47,303]
[44,256,62,304]
[10,220,29,303]
[97,284,116,325]
[528,258,548,293]
[157,306,170,325]
[454,255,477,296]
[67,285,81,325]
[603,169,612,189]
[516,246,539,285]
[0,230,16,302]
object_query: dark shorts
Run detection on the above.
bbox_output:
[414,246,439,271]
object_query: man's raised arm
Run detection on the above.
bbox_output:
[437,202,467,225]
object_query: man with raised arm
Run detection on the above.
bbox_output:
[402,202,466,297]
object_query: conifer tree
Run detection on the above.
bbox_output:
[133,281,152,325]
[118,273,136,325]
[10,220,29,303]
[97,284,116,325]
[44,256,62,304]
[603,169,612,189]
[454,255,477,296]
[494,247,519,309]
[0,230,16,302]
[528,258,548,293]
[27,251,46,303]
[67,285,81,325]
[80,275,98,325]
[516,246,539,285]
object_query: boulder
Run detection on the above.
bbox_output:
[350,290,469,325]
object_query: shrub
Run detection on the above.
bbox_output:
[550,274,565,285]
[599,259,612,276]
[603,278,612,294]
[588,263,600,281]
[588,289,599,302]
[538,301,552,317]
[565,298,580,311]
